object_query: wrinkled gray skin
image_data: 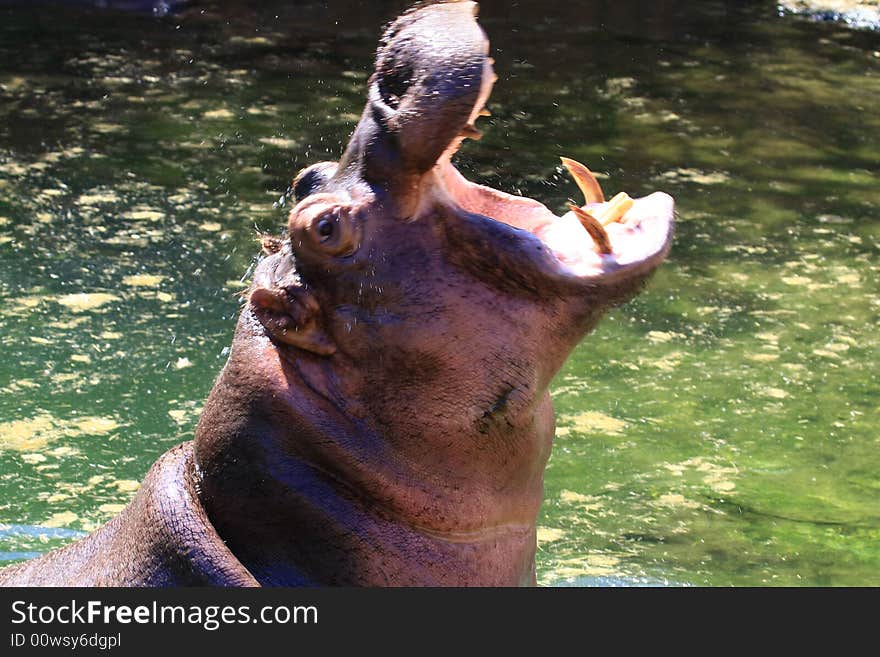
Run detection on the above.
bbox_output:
[0,1,674,587]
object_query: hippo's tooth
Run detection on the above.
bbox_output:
[478,107,492,117]
[460,123,483,140]
[594,192,634,226]
[560,156,605,204]
[568,204,613,255]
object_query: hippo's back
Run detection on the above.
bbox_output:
[0,443,258,587]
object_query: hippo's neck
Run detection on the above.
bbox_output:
[193,313,549,586]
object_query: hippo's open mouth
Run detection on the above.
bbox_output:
[436,156,674,282]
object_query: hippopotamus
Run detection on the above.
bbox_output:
[0,0,674,587]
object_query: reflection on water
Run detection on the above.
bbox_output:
[0,0,878,585]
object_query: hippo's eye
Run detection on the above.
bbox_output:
[290,194,362,258]
[304,206,361,258]
[316,218,335,241]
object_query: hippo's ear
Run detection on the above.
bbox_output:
[341,1,492,184]
[249,285,336,356]
[292,161,338,202]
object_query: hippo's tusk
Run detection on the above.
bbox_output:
[560,156,605,205]
[569,204,613,255]
[478,107,492,117]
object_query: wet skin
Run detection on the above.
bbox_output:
[0,0,673,586]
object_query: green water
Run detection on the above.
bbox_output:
[0,0,878,586]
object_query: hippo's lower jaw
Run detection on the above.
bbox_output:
[434,156,674,288]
